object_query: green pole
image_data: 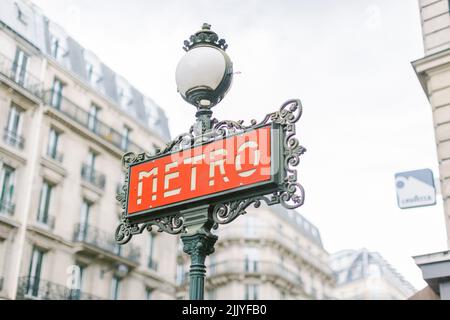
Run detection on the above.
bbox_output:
[181,230,217,300]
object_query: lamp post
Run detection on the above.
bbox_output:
[115,22,305,302]
[175,23,233,300]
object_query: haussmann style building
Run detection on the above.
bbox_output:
[412,0,450,300]
[176,205,336,300]
[330,249,416,300]
[0,0,177,300]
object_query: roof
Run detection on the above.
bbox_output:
[271,205,324,249]
[330,248,416,295]
[0,0,171,141]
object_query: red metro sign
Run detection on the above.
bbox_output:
[126,125,281,219]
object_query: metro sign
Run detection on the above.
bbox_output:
[126,124,281,220]
[116,99,305,244]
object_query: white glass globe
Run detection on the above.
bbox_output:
[175,46,227,98]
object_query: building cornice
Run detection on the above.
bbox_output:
[412,48,450,95]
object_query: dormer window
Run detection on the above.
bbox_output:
[15,2,27,25]
[50,36,60,59]
[86,63,94,83]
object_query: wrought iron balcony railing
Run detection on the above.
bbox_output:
[43,91,144,154]
[36,214,55,229]
[0,52,42,97]
[16,276,101,300]
[207,260,304,288]
[218,226,329,273]
[46,150,64,163]
[3,128,24,149]
[73,223,141,264]
[0,199,15,216]
[81,163,106,190]
[148,258,158,271]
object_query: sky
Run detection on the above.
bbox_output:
[31,0,448,290]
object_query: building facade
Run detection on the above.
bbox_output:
[0,0,177,300]
[330,249,415,300]
[412,0,450,299]
[176,205,336,300]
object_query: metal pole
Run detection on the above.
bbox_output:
[179,103,217,300]
[181,230,217,300]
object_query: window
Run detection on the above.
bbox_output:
[69,264,85,299]
[110,276,121,300]
[12,48,28,85]
[5,103,23,148]
[15,2,28,24]
[27,247,44,297]
[86,150,96,171]
[121,126,131,151]
[78,199,91,240]
[245,284,258,300]
[176,264,184,285]
[145,287,153,300]
[207,289,216,300]
[86,63,94,83]
[0,240,5,282]
[0,164,15,215]
[88,104,100,132]
[46,128,61,161]
[244,248,258,273]
[51,78,63,108]
[50,36,59,59]
[148,233,157,270]
[37,180,53,226]
[209,254,216,275]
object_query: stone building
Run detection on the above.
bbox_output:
[330,249,415,300]
[176,205,336,300]
[0,0,176,300]
[412,0,450,299]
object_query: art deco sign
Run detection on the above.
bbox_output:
[115,100,306,244]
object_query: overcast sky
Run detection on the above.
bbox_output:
[31,0,448,290]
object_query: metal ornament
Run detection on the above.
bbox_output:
[115,99,306,244]
[182,23,228,52]
[178,23,233,109]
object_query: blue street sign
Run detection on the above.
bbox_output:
[395,169,436,209]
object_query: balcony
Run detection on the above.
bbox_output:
[0,52,42,97]
[73,223,141,265]
[46,150,64,164]
[43,91,144,154]
[207,260,304,288]
[148,258,159,271]
[218,226,330,273]
[81,164,106,190]
[3,128,24,149]
[0,199,15,216]
[16,276,101,300]
[36,214,55,230]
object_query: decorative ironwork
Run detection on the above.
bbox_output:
[183,23,228,52]
[211,99,306,228]
[81,163,106,190]
[3,128,25,149]
[74,223,141,263]
[43,91,144,154]
[16,276,102,300]
[115,99,305,244]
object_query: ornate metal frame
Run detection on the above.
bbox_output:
[115,99,306,244]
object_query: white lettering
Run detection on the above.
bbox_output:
[209,149,229,186]
[183,154,205,191]
[235,141,260,177]
[164,162,181,198]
